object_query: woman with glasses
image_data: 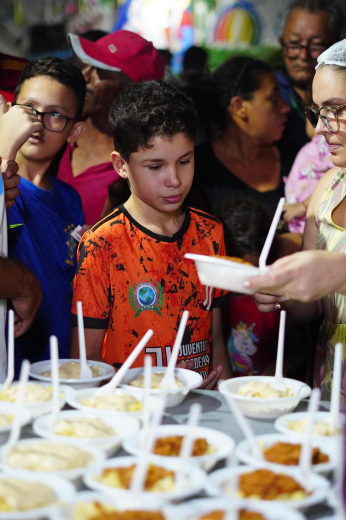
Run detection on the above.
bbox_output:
[252,39,346,402]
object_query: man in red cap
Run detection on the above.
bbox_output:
[57,30,164,225]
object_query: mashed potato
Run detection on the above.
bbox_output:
[0,412,13,428]
[130,372,183,389]
[0,478,55,512]
[0,384,54,403]
[7,441,93,471]
[53,416,115,438]
[288,418,340,436]
[42,361,100,379]
[82,392,142,412]
[237,382,294,399]
[73,502,164,520]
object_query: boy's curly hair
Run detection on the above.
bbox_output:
[108,80,198,162]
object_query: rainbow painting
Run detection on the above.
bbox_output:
[213,1,261,46]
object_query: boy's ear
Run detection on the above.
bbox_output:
[111,151,128,178]
[67,121,86,144]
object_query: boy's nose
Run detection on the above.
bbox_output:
[165,168,181,187]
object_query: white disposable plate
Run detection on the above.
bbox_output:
[0,403,31,445]
[219,376,311,419]
[29,359,115,390]
[0,382,74,419]
[0,438,105,484]
[33,409,140,456]
[170,497,307,520]
[120,367,203,408]
[123,424,235,471]
[184,253,268,294]
[275,411,343,441]
[206,464,330,510]
[0,472,75,520]
[49,491,169,520]
[83,455,206,503]
[235,433,336,475]
[67,387,160,420]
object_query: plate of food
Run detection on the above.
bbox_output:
[184,253,268,294]
[275,411,343,441]
[206,465,330,510]
[120,367,202,408]
[235,433,336,475]
[219,376,311,419]
[29,359,115,390]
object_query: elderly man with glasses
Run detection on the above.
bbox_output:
[277,0,343,166]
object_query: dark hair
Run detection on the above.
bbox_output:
[14,56,86,120]
[183,46,208,73]
[217,198,279,264]
[285,0,343,39]
[212,56,273,108]
[109,80,198,162]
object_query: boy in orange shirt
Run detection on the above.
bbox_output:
[71,81,232,388]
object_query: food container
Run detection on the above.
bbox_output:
[206,464,330,510]
[49,491,169,520]
[0,438,105,485]
[120,367,202,408]
[275,411,343,442]
[219,376,311,419]
[83,455,207,503]
[67,387,162,420]
[33,409,140,456]
[0,473,75,520]
[184,253,268,294]
[169,497,307,520]
[29,359,115,390]
[123,424,235,471]
[0,382,74,419]
[235,433,336,475]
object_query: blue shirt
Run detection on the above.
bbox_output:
[7,176,84,375]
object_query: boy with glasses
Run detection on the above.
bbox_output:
[3,57,86,374]
[277,0,342,166]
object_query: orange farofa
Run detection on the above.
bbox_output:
[199,511,266,520]
[102,464,174,491]
[153,436,209,457]
[86,503,164,520]
[239,469,308,500]
[263,442,329,466]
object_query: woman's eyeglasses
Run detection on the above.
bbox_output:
[305,104,346,133]
[12,104,75,132]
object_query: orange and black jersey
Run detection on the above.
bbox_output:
[72,205,229,377]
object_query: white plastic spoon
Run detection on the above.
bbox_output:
[159,310,189,389]
[259,197,285,270]
[141,355,152,433]
[3,310,14,391]
[77,301,93,379]
[271,310,286,393]
[50,336,61,430]
[95,329,154,396]
[223,393,263,460]
[6,359,30,449]
[299,387,320,492]
[175,403,202,491]
[329,342,343,435]
[130,397,166,493]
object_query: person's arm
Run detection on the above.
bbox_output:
[212,306,232,380]
[0,257,42,336]
[283,197,310,223]
[250,168,338,320]
[70,326,106,362]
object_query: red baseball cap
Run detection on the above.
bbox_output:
[69,30,164,83]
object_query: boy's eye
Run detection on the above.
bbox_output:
[179,159,191,166]
[50,111,63,120]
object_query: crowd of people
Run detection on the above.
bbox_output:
[0,0,345,400]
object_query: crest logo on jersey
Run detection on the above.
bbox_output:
[129,278,164,317]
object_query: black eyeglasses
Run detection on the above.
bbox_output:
[281,41,327,59]
[305,104,346,133]
[12,104,75,132]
